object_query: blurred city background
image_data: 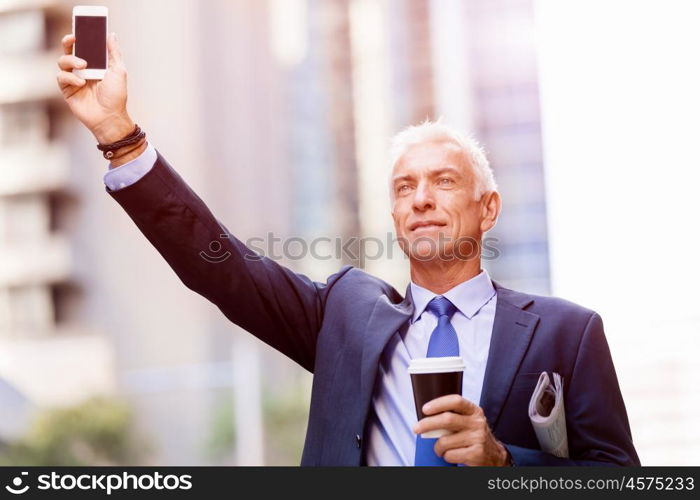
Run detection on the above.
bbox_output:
[0,0,698,465]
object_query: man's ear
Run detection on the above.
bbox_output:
[480,191,501,233]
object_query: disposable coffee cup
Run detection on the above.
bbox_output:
[408,356,465,438]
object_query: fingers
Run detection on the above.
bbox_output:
[57,37,87,92]
[413,411,467,435]
[443,447,476,465]
[422,394,479,416]
[413,397,487,435]
[107,32,124,68]
[434,428,484,457]
[435,437,486,466]
[430,421,506,466]
[56,70,86,90]
[441,439,506,466]
[62,33,75,55]
[57,54,87,72]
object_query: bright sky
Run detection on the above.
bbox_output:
[535,0,700,464]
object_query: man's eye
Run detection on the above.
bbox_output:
[438,177,454,186]
[397,184,411,194]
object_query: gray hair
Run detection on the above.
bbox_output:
[388,120,498,201]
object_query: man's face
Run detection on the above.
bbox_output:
[391,140,485,262]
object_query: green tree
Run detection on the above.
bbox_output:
[0,396,146,466]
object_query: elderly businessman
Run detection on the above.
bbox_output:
[56,33,639,466]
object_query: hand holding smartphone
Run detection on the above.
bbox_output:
[57,5,137,152]
[72,5,108,80]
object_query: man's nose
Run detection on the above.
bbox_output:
[412,182,435,212]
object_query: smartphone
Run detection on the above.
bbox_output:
[72,5,108,80]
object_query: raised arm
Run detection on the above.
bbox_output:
[111,149,351,370]
[56,32,349,371]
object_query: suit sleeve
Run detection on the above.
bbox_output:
[106,150,350,372]
[504,312,641,466]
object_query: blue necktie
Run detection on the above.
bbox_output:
[414,296,460,466]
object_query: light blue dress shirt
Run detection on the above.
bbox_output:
[103,142,157,191]
[102,146,498,466]
[365,271,497,465]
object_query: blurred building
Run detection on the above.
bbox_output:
[460,0,551,294]
[0,0,115,445]
[0,0,227,465]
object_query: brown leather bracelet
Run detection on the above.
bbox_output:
[97,124,146,159]
[108,138,147,162]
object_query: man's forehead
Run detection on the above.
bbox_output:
[392,140,469,177]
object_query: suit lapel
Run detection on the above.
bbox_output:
[357,281,539,435]
[359,288,413,417]
[479,282,539,430]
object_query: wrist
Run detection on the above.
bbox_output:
[92,113,135,144]
[499,443,514,467]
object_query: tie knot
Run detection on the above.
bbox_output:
[426,296,457,319]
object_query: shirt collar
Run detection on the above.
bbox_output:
[409,269,496,323]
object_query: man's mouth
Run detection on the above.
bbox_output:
[408,220,447,232]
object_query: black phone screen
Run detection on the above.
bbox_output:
[75,16,107,69]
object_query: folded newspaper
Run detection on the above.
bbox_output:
[528,371,569,458]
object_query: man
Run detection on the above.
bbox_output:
[56,32,640,466]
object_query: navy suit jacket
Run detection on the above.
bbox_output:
[107,151,640,466]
